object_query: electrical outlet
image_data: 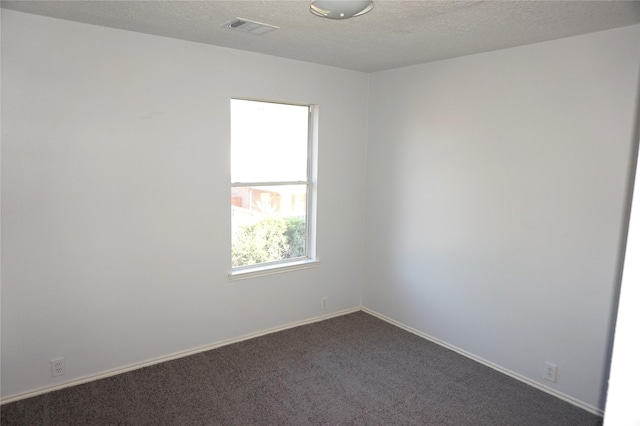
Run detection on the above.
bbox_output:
[51,358,65,377]
[321,297,328,310]
[544,362,557,383]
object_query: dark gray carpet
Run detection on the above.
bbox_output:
[1,311,602,425]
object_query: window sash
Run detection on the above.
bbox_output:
[231,181,309,187]
[231,181,312,271]
[230,100,315,273]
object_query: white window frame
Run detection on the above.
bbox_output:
[229,99,319,281]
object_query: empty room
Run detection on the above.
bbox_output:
[1,1,639,424]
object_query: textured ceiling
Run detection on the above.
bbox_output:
[2,0,640,72]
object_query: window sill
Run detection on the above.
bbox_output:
[229,259,320,282]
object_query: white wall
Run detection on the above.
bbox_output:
[364,25,640,411]
[604,137,640,424]
[0,10,369,399]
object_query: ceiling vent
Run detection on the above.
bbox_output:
[222,18,279,35]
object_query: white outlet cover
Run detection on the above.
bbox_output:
[51,357,65,377]
[544,362,557,383]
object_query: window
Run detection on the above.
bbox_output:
[230,99,317,277]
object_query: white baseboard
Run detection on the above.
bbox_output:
[0,307,360,405]
[361,307,604,417]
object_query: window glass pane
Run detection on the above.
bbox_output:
[231,99,308,183]
[232,185,307,268]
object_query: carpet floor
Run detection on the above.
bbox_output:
[1,311,603,425]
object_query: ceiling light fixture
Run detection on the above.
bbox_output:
[310,0,374,19]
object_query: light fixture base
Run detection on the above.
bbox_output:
[310,0,374,20]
